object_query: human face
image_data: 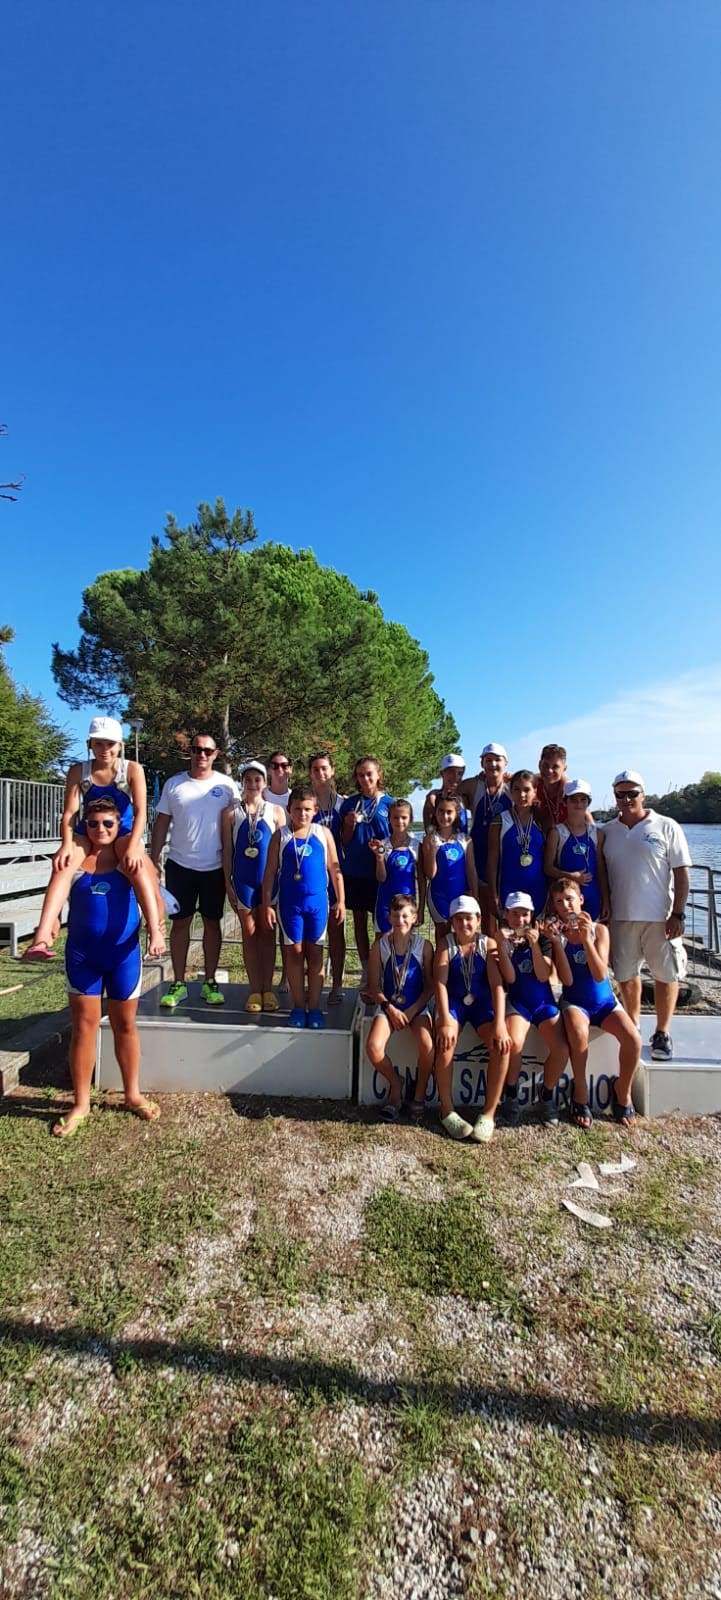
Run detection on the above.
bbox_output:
[356,762,381,796]
[614,785,645,823]
[242,771,264,802]
[190,739,217,777]
[451,911,481,942]
[506,906,531,931]
[481,754,506,787]
[89,738,120,762]
[566,793,590,820]
[389,804,411,836]
[85,812,120,842]
[552,885,583,923]
[511,777,536,811]
[441,766,463,792]
[289,796,315,829]
[269,756,291,791]
[310,757,334,789]
[389,902,417,936]
[436,799,457,833]
[540,754,566,787]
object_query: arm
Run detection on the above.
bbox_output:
[485,820,501,915]
[542,925,573,986]
[596,831,610,921]
[261,830,281,927]
[54,763,82,870]
[580,916,610,982]
[415,850,426,923]
[150,811,171,870]
[486,940,511,1051]
[373,841,388,882]
[340,803,357,845]
[527,927,553,981]
[124,762,148,872]
[543,827,570,882]
[123,860,166,957]
[404,939,434,1022]
[421,833,438,880]
[222,807,239,911]
[433,940,455,1051]
[324,830,346,920]
[422,790,437,831]
[465,841,480,901]
[494,928,515,985]
[667,866,689,939]
[366,937,383,1003]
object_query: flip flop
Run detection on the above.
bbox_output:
[571,1100,593,1132]
[380,1102,401,1123]
[125,1099,161,1122]
[52,1110,89,1138]
[23,942,57,962]
[611,1086,636,1127]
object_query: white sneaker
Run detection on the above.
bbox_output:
[440,1111,473,1141]
[471,1114,495,1144]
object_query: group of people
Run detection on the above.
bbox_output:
[23,722,692,1142]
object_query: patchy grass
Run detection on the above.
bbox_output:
[363,1184,525,1318]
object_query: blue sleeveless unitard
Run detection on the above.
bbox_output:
[561,933,617,1025]
[426,835,470,923]
[75,758,134,838]
[277,823,329,944]
[375,838,419,933]
[506,937,558,1025]
[313,793,344,907]
[378,930,427,1011]
[497,810,547,916]
[470,780,512,882]
[445,931,495,1028]
[231,799,279,910]
[338,793,392,880]
[65,868,141,999]
[555,824,601,921]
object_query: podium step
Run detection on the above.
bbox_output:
[634,1015,721,1117]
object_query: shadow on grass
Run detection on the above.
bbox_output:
[1,1315,718,1453]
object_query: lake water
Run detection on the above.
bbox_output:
[682,825,721,874]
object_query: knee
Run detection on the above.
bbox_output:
[111,1013,137,1038]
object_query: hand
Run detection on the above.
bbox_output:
[53,847,72,873]
[493,1024,511,1055]
[599,901,610,924]
[245,912,256,938]
[666,912,684,940]
[264,906,276,931]
[333,902,346,923]
[369,838,384,855]
[577,911,594,941]
[342,813,357,841]
[124,846,143,875]
[579,871,592,885]
[539,918,561,941]
[388,1004,409,1031]
[525,925,540,946]
[147,929,166,959]
[437,1023,456,1053]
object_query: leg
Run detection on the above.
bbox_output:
[327,915,346,1000]
[116,839,165,926]
[240,913,261,994]
[366,1013,402,1109]
[285,943,305,1009]
[107,996,158,1119]
[504,1013,530,1088]
[56,994,101,1135]
[600,1008,641,1109]
[619,977,642,1028]
[477,1023,510,1121]
[562,1007,592,1126]
[537,1013,569,1092]
[201,916,222,983]
[257,921,277,995]
[409,1015,434,1106]
[353,908,371,969]
[170,915,192,984]
[433,1021,460,1119]
[305,940,325,1010]
[654,979,679,1034]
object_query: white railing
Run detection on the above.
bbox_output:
[0,778,65,841]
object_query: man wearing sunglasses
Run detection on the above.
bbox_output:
[150,735,238,1009]
[602,769,691,1060]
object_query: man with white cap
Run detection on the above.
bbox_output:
[422,754,469,833]
[460,744,512,922]
[150,734,238,1009]
[602,770,691,1059]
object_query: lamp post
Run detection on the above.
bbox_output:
[128,719,144,763]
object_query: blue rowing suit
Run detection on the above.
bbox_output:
[65,868,142,999]
[377,931,427,1012]
[232,799,279,911]
[75,758,134,838]
[561,932,617,1027]
[470,779,512,882]
[426,834,470,924]
[277,823,329,944]
[555,824,601,921]
[498,810,547,916]
[445,931,494,1029]
[375,838,419,933]
[506,936,558,1026]
[338,793,392,880]
[313,794,345,908]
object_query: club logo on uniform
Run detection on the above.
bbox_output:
[212,786,224,797]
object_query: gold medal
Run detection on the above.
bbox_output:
[520,853,533,867]
[245,846,259,859]
[294,871,302,881]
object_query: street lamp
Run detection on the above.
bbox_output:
[128,719,144,762]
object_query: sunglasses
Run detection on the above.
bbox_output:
[86,818,117,830]
[615,789,641,800]
[270,761,290,769]
[191,746,216,756]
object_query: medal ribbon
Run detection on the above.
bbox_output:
[389,934,413,999]
[513,807,534,857]
[245,799,263,850]
[292,828,313,876]
[459,938,478,997]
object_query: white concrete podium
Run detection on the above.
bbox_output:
[635,1014,721,1117]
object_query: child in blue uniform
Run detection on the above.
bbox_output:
[544,779,609,923]
[494,890,568,1127]
[433,894,511,1143]
[339,756,393,982]
[23,797,165,1137]
[372,799,422,934]
[487,770,547,922]
[422,755,470,835]
[460,744,513,918]
[222,761,285,1015]
[544,878,640,1130]
[422,796,479,942]
[263,784,345,1028]
[309,751,347,1005]
[365,894,434,1122]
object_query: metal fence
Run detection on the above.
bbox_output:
[686,864,721,975]
[0,778,65,841]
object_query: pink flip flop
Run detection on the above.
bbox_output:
[23,942,57,962]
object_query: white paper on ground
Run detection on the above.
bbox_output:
[598,1155,637,1177]
[562,1199,613,1229]
[568,1161,599,1191]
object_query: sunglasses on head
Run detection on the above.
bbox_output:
[615,788,640,800]
[191,745,215,756]
[86,818,117,830]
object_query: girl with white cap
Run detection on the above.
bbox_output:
[494,890,568,1127]
[544,779,609,923]
[222,761,286,1013]
[433,894,511,1143]
[55,716,147,875]
[422,754,470,834]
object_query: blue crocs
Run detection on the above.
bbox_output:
[288,1007,307,1029]
[306,1009,326,1029]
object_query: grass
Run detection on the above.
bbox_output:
[0,931,70,1043]
[363,1183,524,1315]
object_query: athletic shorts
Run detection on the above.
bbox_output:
[66,937,142,1001]
[164,861,226,921]
[448,998,495,1030]
[561,998,619,1030]
[234,882,262,913]
[278,898,328,946]
[609,921,688,985]
[426,884,451,925]
[507,1001,560,1027]
[343,874,377,915]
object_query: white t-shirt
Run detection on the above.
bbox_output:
[602,810,691,922]
[263,786,290,811]
[157,773,238,871]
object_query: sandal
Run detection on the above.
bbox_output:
[408,1100,426,1122]
[571,1100,593,1132]
[52,1109,89,1138]
[23,941,56,962]
[611,1086,636,1127]
[125,1098,161,1122]
[380,1102,401,1123]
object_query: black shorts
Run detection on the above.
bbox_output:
[165,860,226,922]
[343,873,377,915]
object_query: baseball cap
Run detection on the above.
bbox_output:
[241,759,267,781]
[481,742,508,760]
[449,895,481,918]
[88,716,123,743]
[613,769,644,790]
[440,753,465,772]
[504,891,535,912]
[564,778,592,800]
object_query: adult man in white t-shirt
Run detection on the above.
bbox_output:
[150,734,238,1009]
[602,769,691,1060]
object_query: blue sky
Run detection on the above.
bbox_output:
[3,0,720,806]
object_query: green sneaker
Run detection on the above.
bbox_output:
[160,981,188,1009]
[201,979,225,1006]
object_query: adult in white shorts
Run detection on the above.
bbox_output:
[602,770,691,1060]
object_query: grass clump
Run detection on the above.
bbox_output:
[364,1185,523,1317]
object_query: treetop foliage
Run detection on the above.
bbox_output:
[0,627,72,780]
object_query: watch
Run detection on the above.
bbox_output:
[671,910,686,924]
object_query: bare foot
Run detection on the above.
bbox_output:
[52,1108,89,1138]
[124,1097,161,1122]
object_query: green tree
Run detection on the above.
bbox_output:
[52,500,459,790]
[0,627,72,779]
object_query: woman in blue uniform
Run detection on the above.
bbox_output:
[494,890,568,1127]
[422,796,478,940]
[544,779,609,923]
[544,878,640,1130]
[263,784,345,1029]
[309,751,347,1005]
[486,770,547,921]
[372,799,421,935]
[433,894,511,1143]
[222,761,285,1014]
[338,756,393,983]
[23,797,166,1137]
[365,894,434,1121]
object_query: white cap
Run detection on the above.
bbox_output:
[241,759,267,781]
[88,716,123,743]
[481,742,508,760]
[449,895,482,918]
[504,891,535,912]
[564,778,592,800]
[613,769,644,789]
[440,753,465,771]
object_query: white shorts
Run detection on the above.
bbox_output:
[610,921,688,985]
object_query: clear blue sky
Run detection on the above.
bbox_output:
[3,0,720,804]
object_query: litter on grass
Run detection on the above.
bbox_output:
[562,1199,613,1230]
[568,1161,599,1191]
[598,1155,637,1177]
